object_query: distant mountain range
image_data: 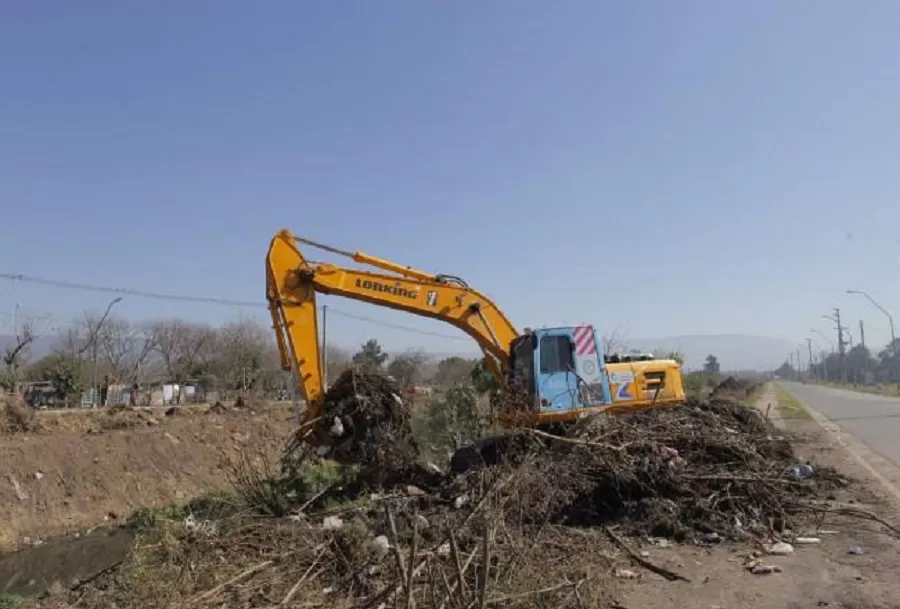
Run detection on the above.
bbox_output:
[0,333,795,373]
[619,334,795,372]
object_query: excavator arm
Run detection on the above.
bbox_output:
[266,229,520,430]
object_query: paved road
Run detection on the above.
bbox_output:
[781,381,900,464]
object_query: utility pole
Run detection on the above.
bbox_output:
[835,309,846,355]
[321,304,329,391]
[859,319,866,349]
[806,338,814,380]
[824,308,846,381]
[797,347,803,379]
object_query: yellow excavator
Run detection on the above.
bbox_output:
[266,229,686,452]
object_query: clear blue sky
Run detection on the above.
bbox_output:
[2,1,900,356]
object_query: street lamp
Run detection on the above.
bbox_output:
[90,297,123,406]
[846,289,896,353]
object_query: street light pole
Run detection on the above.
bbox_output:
[847,289,896,353]
[90,297,123,406]
[806,338,814,380]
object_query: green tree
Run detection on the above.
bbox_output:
[386,349,430,388]
[419,385,486,461]
[703,354,721,374]
[433,356,477,387]
[352,339,389,372]
[25,353,88,406]
[470,358,498,394]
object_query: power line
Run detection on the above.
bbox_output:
[0,272,261,307]
[0,271,469,341]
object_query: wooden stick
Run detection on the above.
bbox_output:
[527,428,633,451]
[484,580,580,605]
[386,507,412,603]
[603,527,690,583]
[280,545,326,606]
[369,472,516,609]
[187,559,274,605]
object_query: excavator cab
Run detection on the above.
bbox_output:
[500,325,685,426]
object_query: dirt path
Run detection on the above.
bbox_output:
[754,382,785,429]
[617,383,900,609]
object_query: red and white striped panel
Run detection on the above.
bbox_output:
[572,325,596,356]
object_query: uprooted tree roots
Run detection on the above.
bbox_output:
[37,373,853,609]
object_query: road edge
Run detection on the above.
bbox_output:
[776,382,900,505]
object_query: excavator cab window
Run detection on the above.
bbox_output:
[539,335,575,373]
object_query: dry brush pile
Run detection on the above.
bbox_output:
[32,371,849,609]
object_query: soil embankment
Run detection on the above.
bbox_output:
[0,402,296,552]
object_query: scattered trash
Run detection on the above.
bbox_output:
[764,542,794,556]
[615,568,641,579]
[322,516,344,530]
[703,532,722,544]
[371,535,390,556]
[786,464,815,479]
[793,537,821,545]
[847,545,864,555]
[749,564,782,575]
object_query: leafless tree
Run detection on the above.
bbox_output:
[149,319,217,403]
[94,316,157,384]
[215,315,279,394]
[324,344,352,386]
[1,311,39,392]
[602,327,626,355]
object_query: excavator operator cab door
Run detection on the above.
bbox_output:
[532,327,612,414]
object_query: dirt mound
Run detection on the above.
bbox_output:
[1,392,40,433]
[206,401,229,414]
[98,407,159,430]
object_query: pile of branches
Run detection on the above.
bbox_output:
[449,396,844,541]
[710,375,759,400]
[35,376,855,609]
[283,371,840,541]
[282,368,434,493]
[43,468,616,609]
